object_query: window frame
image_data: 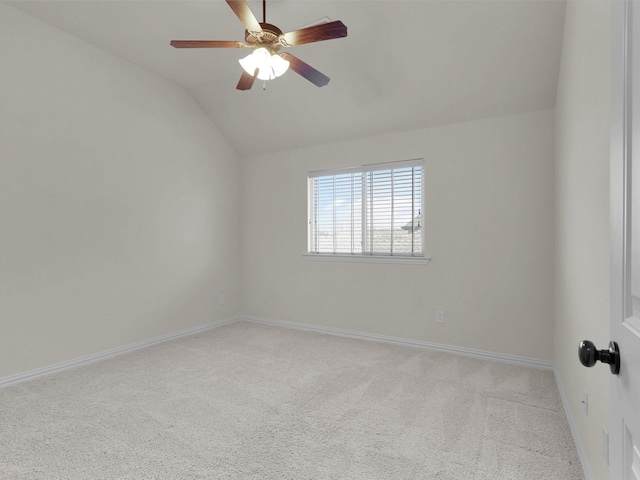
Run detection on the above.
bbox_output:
[305,159,430,265]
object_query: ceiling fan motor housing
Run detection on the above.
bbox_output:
[245,23,284,51]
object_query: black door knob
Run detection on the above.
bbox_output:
[579,340,620,375]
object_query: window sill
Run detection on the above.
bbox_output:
[303,253,431,265]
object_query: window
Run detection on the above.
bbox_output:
[306,159,428,264]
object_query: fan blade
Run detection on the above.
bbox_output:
[236,69,258,91]
[280,53,330,87]
[170,40,245,48]
[226,0,263,34]
[281,20,347,47]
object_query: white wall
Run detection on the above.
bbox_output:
[554,2,612,479]
[241,109,555,361]
[0,4,242,378]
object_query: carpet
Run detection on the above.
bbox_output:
[0,321,584,479]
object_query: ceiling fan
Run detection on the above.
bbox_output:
[170,0,348,91]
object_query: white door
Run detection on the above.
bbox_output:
[611,1,640,478]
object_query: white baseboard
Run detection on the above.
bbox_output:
[554,367,594,480]
[240,315,554,370]
[0,313,554,388]
[0,316,239,389]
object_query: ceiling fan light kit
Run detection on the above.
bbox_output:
[239,48,290,81]
[170,0,347,91]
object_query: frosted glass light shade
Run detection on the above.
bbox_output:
[270,54,290,78]
[239,48,290,81]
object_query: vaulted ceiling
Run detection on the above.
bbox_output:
[7,1,566,156]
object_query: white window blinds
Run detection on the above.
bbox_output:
[308,159,423,257]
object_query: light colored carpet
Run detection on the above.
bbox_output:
[0,321,584,479]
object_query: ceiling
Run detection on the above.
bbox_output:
[7,1,566,156]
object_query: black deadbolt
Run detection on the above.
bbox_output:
[579,340,620,375]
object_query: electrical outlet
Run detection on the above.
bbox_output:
[602,427,609,464]
[582,391,588,416]
[436,311,445,324]
[219,294,225,305]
